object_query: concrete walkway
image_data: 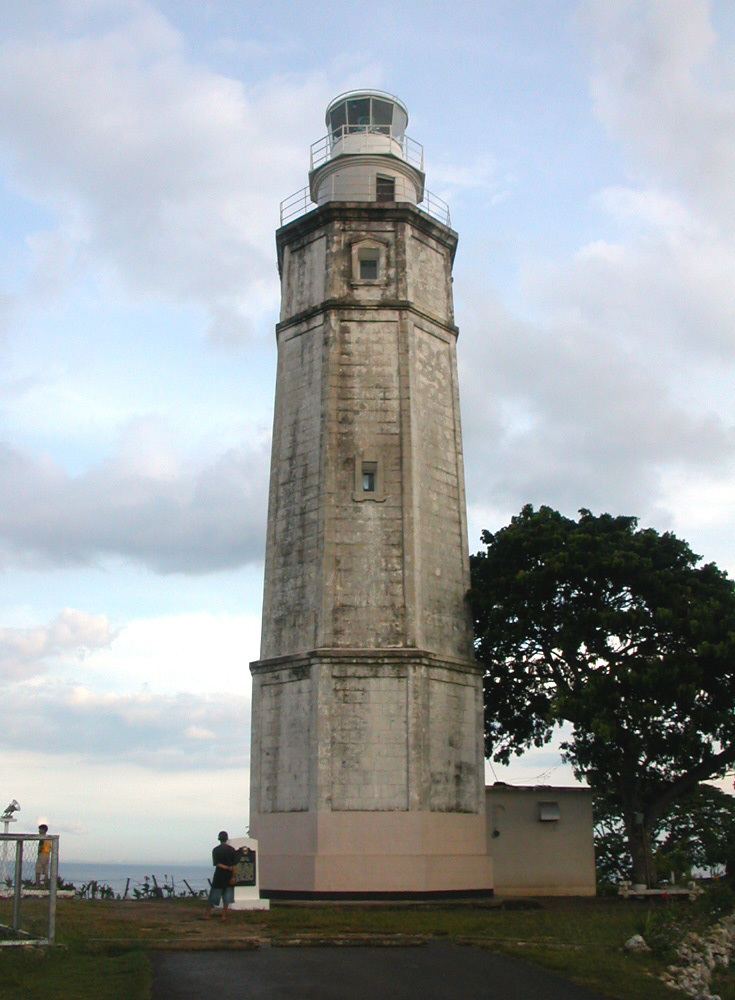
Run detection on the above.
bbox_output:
[152,942,607,999]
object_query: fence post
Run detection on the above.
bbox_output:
[12,840,23,931]
[48,836,59,945]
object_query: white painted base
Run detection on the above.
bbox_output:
[230,895,271,911]
[253,810,493,896]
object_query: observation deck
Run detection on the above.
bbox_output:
[280,90,450,228]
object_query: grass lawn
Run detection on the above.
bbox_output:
[0,948,150,1000]
[1,895,732,999]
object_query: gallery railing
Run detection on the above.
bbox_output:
[279,185,451,228]
[310,126,424,172]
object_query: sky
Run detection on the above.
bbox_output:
[0,0,733,864]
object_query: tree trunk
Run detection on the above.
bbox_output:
[626,821,655,887]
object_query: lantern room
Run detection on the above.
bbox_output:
[308,90,425,211]
[326,91,408,142]
[279,90,450,229]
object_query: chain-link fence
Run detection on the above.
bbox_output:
[0,833,59,945]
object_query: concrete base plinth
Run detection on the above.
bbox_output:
[253,810,493,898]
[230,896,271,910]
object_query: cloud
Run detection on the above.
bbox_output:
[431,153,512,206]
[460,285,734,519]
[0,605,257,772]
[0,608,115,680]
[0,682,249,770]
[0,749,250,863]
[0,2,349,342]
[523,184,735,366]
[185,725,216,741]
[579,0,735,228]
[460,1,735,562]
[0,421,269,573]
[89,610,260,696]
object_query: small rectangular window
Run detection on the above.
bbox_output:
[362,462,377,492]
[360,257,378,280]
[538,801,560,822]
[358,247,380,280]
[353,455,384,502]
[376,175,395,202]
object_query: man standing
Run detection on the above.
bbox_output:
[35,824,51,887]
[206,831,243,922]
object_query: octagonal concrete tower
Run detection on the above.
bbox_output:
[250,91,493,897]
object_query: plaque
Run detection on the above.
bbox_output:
[232,848,256,888]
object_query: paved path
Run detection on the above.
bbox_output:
[152,943,607,999]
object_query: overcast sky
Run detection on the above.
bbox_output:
[0,0,733,864]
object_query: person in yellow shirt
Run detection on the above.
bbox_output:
[35,824,52,887]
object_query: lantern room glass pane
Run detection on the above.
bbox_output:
[372,99,393,133]
[347,98,370,128]
[329,102,346,138]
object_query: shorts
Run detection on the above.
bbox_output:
[208,885,234,907]
[35,857,50,881]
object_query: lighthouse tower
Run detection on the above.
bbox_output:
[250,91,493,897]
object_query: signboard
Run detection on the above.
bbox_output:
[232,848,256,888]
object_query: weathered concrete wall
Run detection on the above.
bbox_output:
[330,665,408,811]
[330,318,405,647]
[428,672,480,812]
[259,321,324,660]
[257,666,311,813]
[486,785,596,897]
[407,233,450,320]
[262,206,471,661]
[249,652,493,893]
[280,233,326,320]
[251,204,490,895]
[251,653,484,819]
[411,323,472,659]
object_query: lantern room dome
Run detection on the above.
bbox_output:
[325,90,409,141]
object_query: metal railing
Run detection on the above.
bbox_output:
[421,189,451,227]
[0,833,59,946]
[280,187,313,225]
[279,184,451,228]
[310,127,424,172]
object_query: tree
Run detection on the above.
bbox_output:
[593,783,735,887]
[470,505,735,886]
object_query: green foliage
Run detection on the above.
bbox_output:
[636,883,735,962]
[78,879,116,899]
[695,881,735,922]
[470,505,735,883]
[636,904,686,962]
[657,784,735,874]
[594,783,735,887]
[593,807,631,886]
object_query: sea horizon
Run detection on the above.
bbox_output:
[56,861,213,896]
